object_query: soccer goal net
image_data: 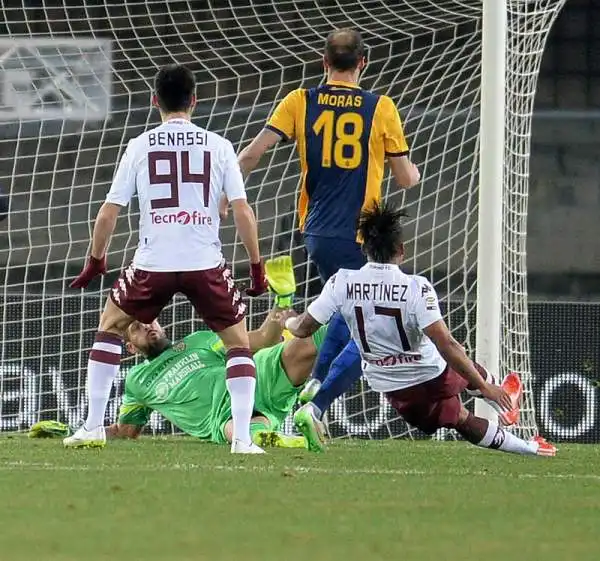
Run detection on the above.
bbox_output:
[0,0,566,440]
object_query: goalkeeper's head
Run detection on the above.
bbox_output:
[324,28,367,76]
[125,320,172,360]
[358,201,407,265]
[152,64,196,116]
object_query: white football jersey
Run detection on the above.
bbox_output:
[308,262,447,392]
[105,118,247,271]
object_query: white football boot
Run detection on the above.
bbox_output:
[63,425,106,449]
[230,438,265,454]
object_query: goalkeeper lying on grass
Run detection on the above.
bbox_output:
[31,257,326,450]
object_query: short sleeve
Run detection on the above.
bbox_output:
[222,140,247,202]
[307,275,339,325]
[413,278,443,330]
[118,384,151,427]
[105,140,137,206]
[379,96,409,157]
[266,89,303,142]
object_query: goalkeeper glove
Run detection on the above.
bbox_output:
[265,256,296,309]
[28,421,71,439]
[70,255,107,288]
[245,260,268,297]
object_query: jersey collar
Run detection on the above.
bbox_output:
[165,118,190,125]
[326,79,361,90]
[364,262,400,270]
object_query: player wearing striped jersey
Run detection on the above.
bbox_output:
[286,202,556,457]
[230,28,420,433]
[66,65,267,454]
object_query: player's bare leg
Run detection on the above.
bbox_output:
[218,319,264,454]
[64,298,133,448]
[282,337,328,452]
[454,406,556,457]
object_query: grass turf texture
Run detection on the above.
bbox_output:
[0,438,598,561]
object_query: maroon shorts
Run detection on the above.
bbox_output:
[109,262,246,332]
[385,367,468,435]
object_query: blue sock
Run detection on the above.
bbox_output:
[312,339,363,415]
[312,312,350,382]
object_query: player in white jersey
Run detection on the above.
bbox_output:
[66,65,267,453]
[286,201,556,456]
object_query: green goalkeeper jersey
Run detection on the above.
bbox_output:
[119,330,231,442]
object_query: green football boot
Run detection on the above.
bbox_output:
[252,430,307,449]
[293,403,327,452]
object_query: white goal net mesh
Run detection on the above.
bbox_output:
[0,0,566,439]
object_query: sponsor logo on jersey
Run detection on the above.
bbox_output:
[364,353,423,367]
[150,209,213,226]
[154,352,206,400]
[425,295,437,311]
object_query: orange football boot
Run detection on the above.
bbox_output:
[500,372,523,426]
[532,435,557,457]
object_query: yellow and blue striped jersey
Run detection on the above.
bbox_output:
[266,80,409,241]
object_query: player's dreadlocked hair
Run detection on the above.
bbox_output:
[359,201,407,263]
[324,28,366,72]
[154,65,196,113]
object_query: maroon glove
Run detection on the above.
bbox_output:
[70,255,107,289]
[245,260,267,297]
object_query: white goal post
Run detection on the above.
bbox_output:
[474,0,507,423]
[0,1,567,440]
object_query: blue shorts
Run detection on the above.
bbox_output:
[304,234,366,282]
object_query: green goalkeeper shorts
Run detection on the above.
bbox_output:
[252,342,300,432]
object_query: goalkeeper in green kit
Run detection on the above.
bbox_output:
[31,257,327,450]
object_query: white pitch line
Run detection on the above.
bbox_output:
[0,460,598,481]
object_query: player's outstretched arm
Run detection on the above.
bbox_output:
[285,312,322,339]
[287,274,339,338]
[231,199,260,263]
[90,202,121,259]
[247,256,297,351]
[238,128,281,178]
[424,320,512,411]
[248,308,296,353]
[230,199,268,296]
[70,202,122,288]
[388,155,420,188]
[220,129,282,219]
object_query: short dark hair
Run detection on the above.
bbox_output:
[358,201,407,263]
[154,65,196,113]
[324,28,365,72]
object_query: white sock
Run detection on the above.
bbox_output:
[84,332,122,430]
[477,421,537,456]
[226,377,256,445]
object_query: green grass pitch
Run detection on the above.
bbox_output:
[0,437,599,561]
